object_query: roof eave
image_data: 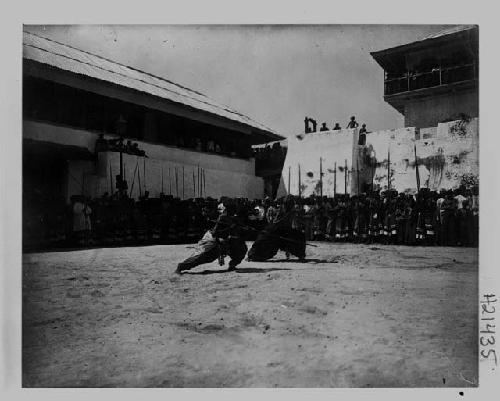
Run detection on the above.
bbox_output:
[370,26,478,70]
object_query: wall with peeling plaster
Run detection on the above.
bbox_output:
[277,129,356,197]
[278,118,478,196]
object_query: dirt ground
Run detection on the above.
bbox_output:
[22,242,478,388]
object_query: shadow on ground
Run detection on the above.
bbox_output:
[264,258,335,264]
[184,267,292,275]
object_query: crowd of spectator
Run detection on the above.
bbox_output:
[23,185,478,251]
[95,133,253,159]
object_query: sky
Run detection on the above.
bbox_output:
[25,24,451,138]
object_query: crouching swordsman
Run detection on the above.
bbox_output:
[175,202,247,274]
[247,198,306,262]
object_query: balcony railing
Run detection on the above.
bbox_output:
[384,63,477,96]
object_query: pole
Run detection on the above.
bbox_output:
[371,157,375,191]
[161,165,164,194]
[119,149,123,181]
[81,173,85,196]
[129,159,139,198]
[175,167,179,198]
[414,143,420,192]
[319,157,323,197]
[192,170,196,198]
[334,162,337,196]
[143,157,146,193]
[197,165,201,198]
[356,157,360,195]
[169,167,172,195]
[200,167,203,198]
[137,159,142,198]
[387,147,391,191]
[344,159,347,195]
[288,165,291,194]
[109,164,113,195]
[203,168,206,197]
[196,165,198,197]
[182,165,185,200]
[298,163,302,198]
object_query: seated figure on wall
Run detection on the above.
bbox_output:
[320,122,329,132]
[332,123,341,131]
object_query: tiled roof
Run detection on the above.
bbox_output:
[23,31,281,139]
[422,24,477,40]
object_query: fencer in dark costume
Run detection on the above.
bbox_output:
[175,201,248,274]
[247,197,306,262]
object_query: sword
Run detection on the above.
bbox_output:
[207,218,318,248]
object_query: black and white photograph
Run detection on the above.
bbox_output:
[1,2,498,395]
[18,23,482,388]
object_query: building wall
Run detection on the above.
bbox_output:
[23,120,264,201]
[277,129,356,197]
[361,118,478,192]
[404,89,478,128]
[278,118,478,197]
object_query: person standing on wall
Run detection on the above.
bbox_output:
[346,116,359,129]
[358,124,367,145]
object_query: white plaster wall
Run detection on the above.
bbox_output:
[278,118,478,197]
[24,120,264,200]
[365,119,478,192]
[89,152,263,200]
[277,129,356,197]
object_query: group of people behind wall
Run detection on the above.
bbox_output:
[23,185,478,251]
[95,131,252,159]
[304,116,368,145]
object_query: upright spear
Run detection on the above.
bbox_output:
[319,157,323,197]
[109,164,113,195]
[387,146,391,191]
[161,165,164,194]
[356,157,360,195]
[137,160,142,198]
[344,159,348,195]
[129,160,139,198]
[414,143,420,192]
[371,157,375,192]
[168,166,172,195]
[143,157,146,193]
[192,170,196,198]
[203,168,206,197]
[197,165,200,197]
[298,163,302,198]
[175,166,179,197]
[182,166,185,200]
[334,161,337,196]
[288,166,291,194]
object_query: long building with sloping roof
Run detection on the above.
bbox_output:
[23,30,284,203]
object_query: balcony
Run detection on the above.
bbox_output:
[384,63,477,96]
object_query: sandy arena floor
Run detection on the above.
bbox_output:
[22,242,478,387]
